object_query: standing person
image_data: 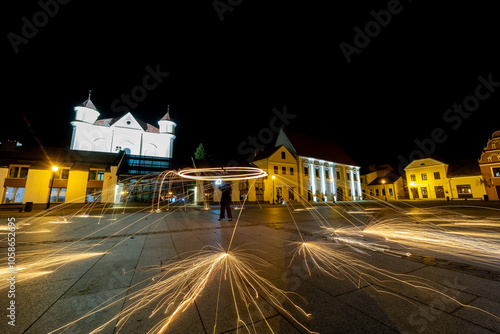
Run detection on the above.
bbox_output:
[218,181,232,221]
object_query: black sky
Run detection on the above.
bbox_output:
[4,1,500,170]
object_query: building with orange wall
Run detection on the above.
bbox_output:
[478,130,500,200]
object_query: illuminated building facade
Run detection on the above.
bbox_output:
[251,145,299,203]
[70,95,176,158]
[478,130,500,200]
[275,130,361,202]
[251,130,361,203]
[0,146,123,210]
[405,157,486,200]
[361,165,407,200]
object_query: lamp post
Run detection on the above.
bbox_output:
[46,166,58,210]
[272,175,275,204]
[409,181,416,200]
[381,179,387,201]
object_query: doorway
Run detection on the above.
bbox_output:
[435,186,445,198]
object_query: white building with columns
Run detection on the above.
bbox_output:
[275,129,361,202]
[70,93,176,158]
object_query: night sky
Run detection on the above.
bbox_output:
[4,1,500,170]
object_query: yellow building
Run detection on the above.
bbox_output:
[251,145,299,204]
[250,130,360,203]
[361,165,407,200]
[0,146,123,211]
[404,157,486,200]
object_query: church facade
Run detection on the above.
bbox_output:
[479,130,500,200]
[70,95,176,158]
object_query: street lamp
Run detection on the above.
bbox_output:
[272,175,276,204]
[46,166,59,210]
[381,179,387,201]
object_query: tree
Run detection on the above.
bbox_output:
[194,143,210,160]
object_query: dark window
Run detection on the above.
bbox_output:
[410,174,416,181]
[55,168,70,180]
[89,170,105,181]
[281,151,286,159]
[274,166,278,174]
[290,167,294,175]
[282,167,286,175]
[421,173,427,181]
[434,172,440,180]
[8,166,29,179]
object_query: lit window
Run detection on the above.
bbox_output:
[493,167,500,177]
[3,187,25,203]
[457,185,472,194]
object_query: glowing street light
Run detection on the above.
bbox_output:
[381,179,387,201]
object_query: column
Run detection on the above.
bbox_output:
[356,168,362,200]
[320,163,326,201]
[309,160,315,201]
[330,164,336,201]
[350,169,355,200]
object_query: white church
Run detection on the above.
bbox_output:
[70,93,176,158]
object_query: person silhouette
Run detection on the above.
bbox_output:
[218,181,232,221]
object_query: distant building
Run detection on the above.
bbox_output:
[252,129,361,203]
[251,145,299,203]
[0,146,123,210]
[70,93,176,158]
[361,165,407,200]
[405,157,486,200]
[478,130,500,200]
[276,130,361,202]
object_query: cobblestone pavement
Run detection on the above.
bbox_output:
[1,202,499,333]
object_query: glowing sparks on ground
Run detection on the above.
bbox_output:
[10,169,500,333]
[53,246,314,334]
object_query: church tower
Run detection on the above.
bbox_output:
[158,106,176,134]
[74,90,100,123]
[158,105,176,158]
